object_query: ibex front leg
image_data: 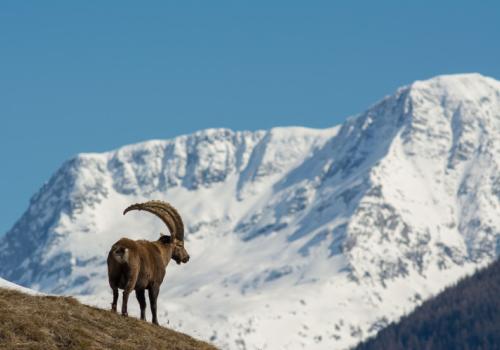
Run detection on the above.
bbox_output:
[148,286,160,325]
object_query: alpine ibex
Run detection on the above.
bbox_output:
[107,200,190,325]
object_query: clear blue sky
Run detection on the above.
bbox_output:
[1,1,499,234]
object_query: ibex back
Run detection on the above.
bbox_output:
[107,200,190,325]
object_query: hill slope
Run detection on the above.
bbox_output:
[0,287,216,350]
[2,73,500,349]
[355,258,500,350]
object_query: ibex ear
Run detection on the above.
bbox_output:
[159,235,172,244]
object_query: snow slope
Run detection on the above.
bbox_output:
[0,277,41,295]
[1,73,500,349]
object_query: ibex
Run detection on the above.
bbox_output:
[107,200,190,325]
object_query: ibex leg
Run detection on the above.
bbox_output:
[111,288,119,312]
[148,286,160,325]
[136,289,147,321]
[121,269,138,317]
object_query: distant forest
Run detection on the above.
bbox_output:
[356,258,500,350]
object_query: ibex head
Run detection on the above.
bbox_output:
[123,200,190,264]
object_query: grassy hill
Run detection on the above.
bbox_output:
[0,288,216,350]
[355,259,500,350]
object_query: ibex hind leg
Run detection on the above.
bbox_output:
[111,288,119,312]
[121,270,139,317]
[136,289,147,321]
[107,258,122,312]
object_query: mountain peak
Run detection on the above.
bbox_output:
[408,72,500,100]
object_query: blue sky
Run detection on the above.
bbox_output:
[1,1,499,234]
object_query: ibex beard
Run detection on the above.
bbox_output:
[107,200,190,325]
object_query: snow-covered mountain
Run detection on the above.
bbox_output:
[2,73,500,349]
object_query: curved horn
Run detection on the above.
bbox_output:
[123,200,189,264]
[123,201,182,241]
[140,200,185,242]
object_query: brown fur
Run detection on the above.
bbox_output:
[107,237,174,325]
[107,201,190,325]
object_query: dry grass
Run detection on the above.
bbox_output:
[0,288,217,350]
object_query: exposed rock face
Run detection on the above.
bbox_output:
[2,73,500,349]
